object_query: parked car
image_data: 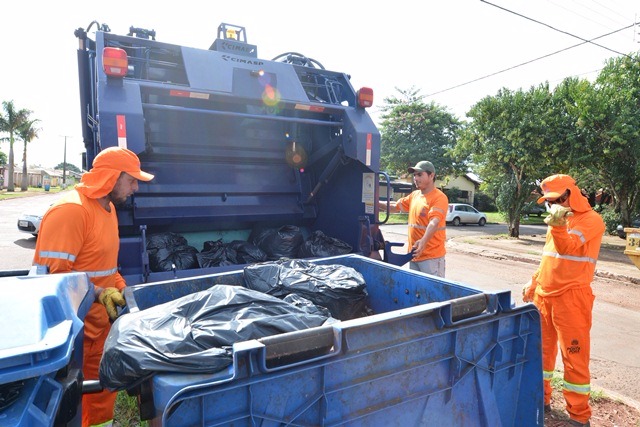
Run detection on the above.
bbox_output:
[616,216,640,239]
[446,203,487,226]
[523,202,546,217]
[17,207,49,237]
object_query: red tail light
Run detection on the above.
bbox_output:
[103,47,128,77]
[357,87,374,108]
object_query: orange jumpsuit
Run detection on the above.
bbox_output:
[532,208,604,424]
[33,190,125,427]
[396,188,448,261]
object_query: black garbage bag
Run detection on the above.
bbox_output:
[227,240,268,264]
[150,246,199,271]
[243,259,369,320]
[197,239,239,267]
[249,225,304,260]
[283,294,332,318]
[99,285,332,391]
[298,230,352,258]
[147,232,199,272]
[147,232,189,252]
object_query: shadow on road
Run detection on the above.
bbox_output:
[14,238,36,249]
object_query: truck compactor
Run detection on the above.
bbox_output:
[74,22,397,285]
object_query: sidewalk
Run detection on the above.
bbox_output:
[446,231,639,285]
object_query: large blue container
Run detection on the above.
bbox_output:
[0,273,93,427]
[123,255,543,426]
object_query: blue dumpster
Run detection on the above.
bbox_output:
[0,273,93,427]
[122,255,544,426]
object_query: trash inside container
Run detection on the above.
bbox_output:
[122,254,544,426]
[0,273,93,426]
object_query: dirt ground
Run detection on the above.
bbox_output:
[545,387,640,426]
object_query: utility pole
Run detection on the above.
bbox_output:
[60,135,71,187]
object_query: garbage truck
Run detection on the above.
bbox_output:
[0,22,544,426]
[73,21,404,285]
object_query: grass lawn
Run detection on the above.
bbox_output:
[0,186,64,201]
[384,211,546,226]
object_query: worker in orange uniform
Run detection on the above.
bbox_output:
[33,147,154,427]
[378,161,448,277]
[522,174,604,427]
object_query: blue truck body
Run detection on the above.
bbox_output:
[74,22,392,285]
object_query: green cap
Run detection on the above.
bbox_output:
[408,161,435,174]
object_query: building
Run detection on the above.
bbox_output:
[379,173,482,206]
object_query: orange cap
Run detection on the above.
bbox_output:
[76,147,154,198]
[537,173,592,212]
[536,174,574,204]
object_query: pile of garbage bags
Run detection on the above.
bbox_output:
[99,259,369,391]
[147,226,352,272]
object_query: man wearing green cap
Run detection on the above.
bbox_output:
[379,160,448,277]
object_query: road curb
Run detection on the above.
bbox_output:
[447,238,638,286]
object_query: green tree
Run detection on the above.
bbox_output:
[0,151,6,165]
[17,119,40,191]
[379,87,466,179]
[54,162,82,174]
[456,84,562,237]
[570,54,640,225]
[0,101,31,192]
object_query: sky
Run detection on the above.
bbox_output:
[0,0,638,169]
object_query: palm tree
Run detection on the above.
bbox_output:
[0,101,31,192]
[17,119,40,191]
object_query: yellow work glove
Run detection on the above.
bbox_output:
[544,204,573,227]
[98,287,126,321]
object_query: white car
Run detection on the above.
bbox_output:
[446,203,487,226]
[17,210,46,237]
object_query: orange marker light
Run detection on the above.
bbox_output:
[103,47,128,77]
[357,87,374,108]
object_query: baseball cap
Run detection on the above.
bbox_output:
[93,147,154,181]
[408,161,435,174]
[536,174,575,204]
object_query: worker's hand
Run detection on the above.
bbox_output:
[98,287,126,321]
[522,282,536,303]
[412,238,426,258]
[544,204,573,227]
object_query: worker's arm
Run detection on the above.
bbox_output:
[33,204,87,274]
[550,214,605,254]
[378,199,402,213]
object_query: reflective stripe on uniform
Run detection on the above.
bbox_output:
[38,250,77,262]
[569,228,586,244]
[431,206,446,215]
[543,370,554,381]
[563,380,590,395]
[408,224,447,232]
[79,267,119,278]
[541,251,597,264]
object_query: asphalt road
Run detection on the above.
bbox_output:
[0,192,63,271]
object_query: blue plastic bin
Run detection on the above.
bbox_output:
[122,255,543,426]
[0,273,93,427]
